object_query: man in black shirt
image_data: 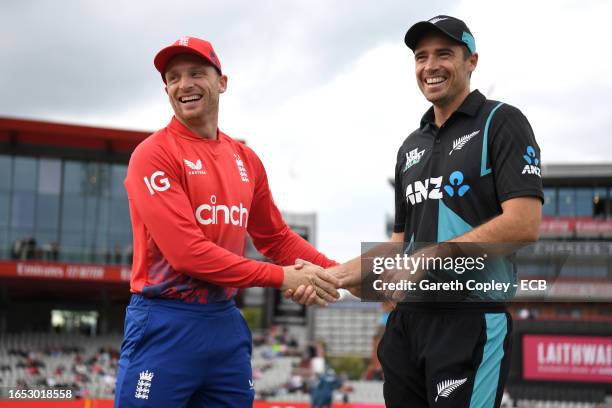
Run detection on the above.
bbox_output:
[297,15,543,408]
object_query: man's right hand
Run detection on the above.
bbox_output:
[281,261,341,307]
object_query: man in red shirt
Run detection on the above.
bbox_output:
[114,36,340,408]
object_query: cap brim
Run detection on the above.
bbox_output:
[404,21,460,51]
[154,45,220,78]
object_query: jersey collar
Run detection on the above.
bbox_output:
[167,116,223,142]
[419,89,486,130]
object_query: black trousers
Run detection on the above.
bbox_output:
[377,305,513,408]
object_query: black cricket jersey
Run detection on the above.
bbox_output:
[393,90,543,301]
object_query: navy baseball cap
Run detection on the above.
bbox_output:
[404,15,476,54]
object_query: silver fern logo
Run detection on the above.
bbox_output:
[429,17,449,24]
[435,378,467,402]
[449,130,480,156]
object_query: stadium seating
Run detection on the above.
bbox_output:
[313,304,382,357]
[0,332,121,399]
[0,331,387,403]
[2,331,609,407]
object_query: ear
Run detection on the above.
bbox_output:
[218,74,228,94]
[468,52,479,74]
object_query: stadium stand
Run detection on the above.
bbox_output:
[313,303,382,357]
[0,332,121,399]
[0,330,387,404]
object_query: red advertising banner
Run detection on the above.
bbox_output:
[523,334,612,383]
[0,401,384,408]
[540,217,612,238]
[0,401,107,408]
[252,404,383,408]
[539,218,575,237]
[0,261,130,283]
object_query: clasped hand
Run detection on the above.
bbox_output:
[282,260,363,307]
[280,259,343,307]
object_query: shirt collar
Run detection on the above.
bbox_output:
[419,89,486,129]
[168,116,222,142]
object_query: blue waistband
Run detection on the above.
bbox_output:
[129,294,236,314]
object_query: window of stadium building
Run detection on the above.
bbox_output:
[0,155,11,258]
[546,187,610,218]
[0,154,132,264]
[542,188,557,216]
[593,187,607,218]
[558,188,576,217]
[51,309,99,336]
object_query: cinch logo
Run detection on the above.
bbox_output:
[144,171,170,195]
[405,171,470,205]
[195,195,249,227]
[178,36,189,46]
[522,145,541,177]
[404,148,426,172]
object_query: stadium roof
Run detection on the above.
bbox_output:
[542,163,612,178]
[0,116,151,158]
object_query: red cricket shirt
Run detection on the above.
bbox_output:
[124,117,336,303]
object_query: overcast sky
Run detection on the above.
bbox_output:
[2,0,611,261]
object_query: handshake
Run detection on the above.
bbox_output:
[280,259,360,307]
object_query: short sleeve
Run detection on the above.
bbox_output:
[489,106,544,204]
[393,147,407,233]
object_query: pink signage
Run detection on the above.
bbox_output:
[523,334,612,383]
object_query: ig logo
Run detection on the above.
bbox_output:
[144,171,170,195]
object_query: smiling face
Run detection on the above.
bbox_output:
[164,53,227,125]
[414,31,477,108]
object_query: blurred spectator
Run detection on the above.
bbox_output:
[310,339,326,376]
[26,237,37,259]
[50,242,59,260]
[114,243,122,264]
[125,244,133,265]
[310,369,343,408]
[11,239,23,260]
[518,308,531,320]
[10,237,39,259]
[287,373,304,393]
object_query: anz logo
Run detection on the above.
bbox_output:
[444,171,471,197]
[522,145,541,177]
[405,171,470,206]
